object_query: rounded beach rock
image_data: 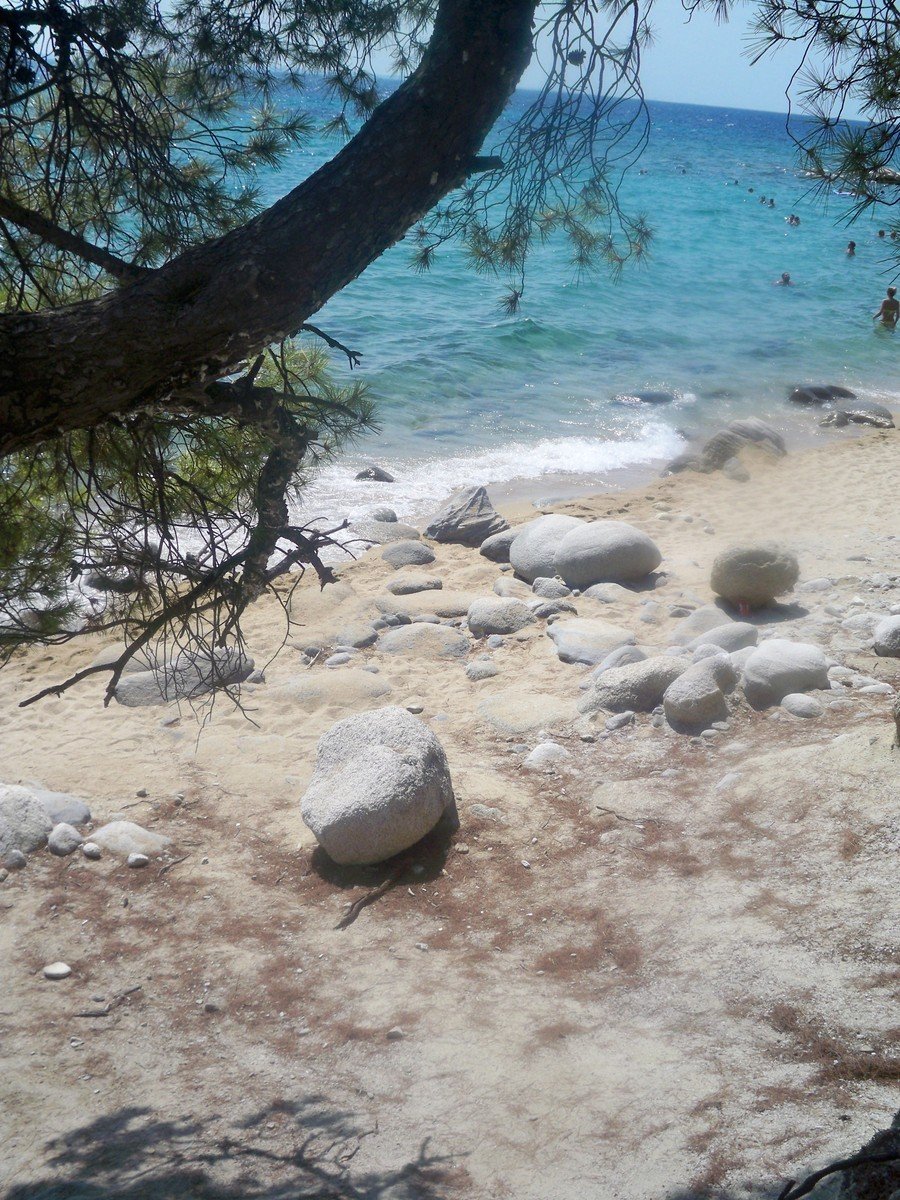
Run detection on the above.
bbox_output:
[547,618,634,666]
[663,659,731,730]
[509,515,584,583]
[479,528,519,563]
[300,707,455,866]
[382,541,435,569]
[378,624,470,660]
[386,573,443,596]
[467,597,536,637]
[741,639,830,708]
[579,656,689,715]
[0,787,54,862]
[685,622,759,653]
[554,520,661,588]
[710,544,799,608]
[874,615,900,657]
[48,823,84,856]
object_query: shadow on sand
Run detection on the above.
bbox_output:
[3,1098,466,1199]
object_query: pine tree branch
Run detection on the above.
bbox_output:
[0,194,148,282]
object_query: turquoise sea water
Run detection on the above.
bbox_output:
[258,85,900,521]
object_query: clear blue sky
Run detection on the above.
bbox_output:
[517,4,837,118]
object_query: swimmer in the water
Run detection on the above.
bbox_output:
[774,272,793,286]
[873,286,899,328]
[847,240,856,256]
[878,229,886,238]
[768,198,775,208]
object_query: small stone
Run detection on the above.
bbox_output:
[605,711,635,731]
[325,652,352,667]
[0,868,7,882]
[415,942,429,952]
[136,788,148,798]
[486,635,505,649]
[4,849,26,871]
[43,962,71,980]
[455,843,469,854]
[203,999,222,1013]
[126,853,149,868]
[405,699,424,714]
[521,860,531,869]
[48,823,84,857]
[81,842,102,860]
[781,693,824,719]
[386,1027,405,1041]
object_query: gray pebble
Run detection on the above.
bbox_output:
[126,853,149,868]
[486,635,505,649]
[325,653,352,667]
[81,842,102,860]
[3,849,26,871]
[43,962,71,980]
[605,711,635,731]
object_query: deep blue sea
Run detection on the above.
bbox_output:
[257,83,900,521]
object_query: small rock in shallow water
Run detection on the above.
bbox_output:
[127,853,149,868]
[43,962,71,980]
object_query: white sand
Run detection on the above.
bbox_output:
[0,427,898,1198]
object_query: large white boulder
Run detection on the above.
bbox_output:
[509,515,584,583]
[741,639,830,708]
[554,521,662,588]
[547,618,634,666]
[467,597,536,637]
[874,615,900,657]
[710,544,800,608]
[300,707,455,865]
[579,656,689,715]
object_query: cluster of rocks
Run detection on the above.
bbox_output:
[0,782,170,877]
[788,384,895,429]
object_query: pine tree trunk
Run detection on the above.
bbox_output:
[0,0,536,456]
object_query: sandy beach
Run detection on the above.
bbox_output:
[1,425,898,1199]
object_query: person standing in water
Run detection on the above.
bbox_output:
[847,240,857,256]
[873,286,899,328]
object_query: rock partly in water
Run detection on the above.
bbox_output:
[355,465,395,482]
[369,507,397,523]
[554,521,662,588]
[378,624,470,660]
[834,399,895,428]
[467,597,536,637]
[547,618,634,666]
[613,390,676,406]
[114,646,254,707]
[509,515,585,583]
[874,615,900,657]
[710,544,800,609]
[741,639,830,708]
[789,384,855,405]
[89,821,172,857]
[579,656,689,715]
[301,707,455,866]
[479,528,519,563]
[381,540,436,569]
[423,486,508,546]
[0,787,54,862]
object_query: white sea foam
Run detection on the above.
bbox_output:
[292,422,684,528]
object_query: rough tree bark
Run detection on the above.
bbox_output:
[0,0,537,457]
